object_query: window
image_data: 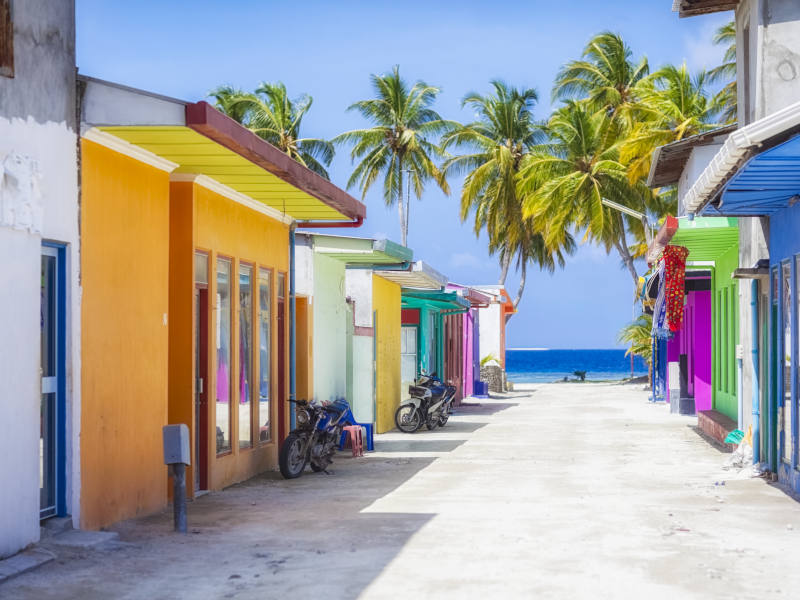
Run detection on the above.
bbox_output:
[401,326,418,384]
[0,0,13,78]
[238,264,254,449]
[782,262,791,463]
[258,269,271,442]
[215,257,232,455]
[195,252,208,285]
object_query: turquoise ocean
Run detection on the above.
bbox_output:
[506,348,648,383]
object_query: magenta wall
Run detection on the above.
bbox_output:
[665,288,712,411]
[462,310,475,397]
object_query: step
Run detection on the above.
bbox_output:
[697,410,738,451]
[0,548,55,584]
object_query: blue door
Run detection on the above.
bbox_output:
[41,244,66,519]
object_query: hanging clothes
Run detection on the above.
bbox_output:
[662,245,689,332]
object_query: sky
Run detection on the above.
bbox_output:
[76,0,731,349]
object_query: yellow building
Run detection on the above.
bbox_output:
[78,77,365,530]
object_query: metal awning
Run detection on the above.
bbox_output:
[374,261,447,290]
[649,216,739,264]
[706,135,800,216]
[446,284,492,308]
[306,233,412,266]
[80,76,366,222]
[401,290,470,312]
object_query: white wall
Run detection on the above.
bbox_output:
[0,116,80,556]
[478,303,501,364]
[346,269,375,423]
[312,253,347,403]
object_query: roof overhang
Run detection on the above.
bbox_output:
[683,100,800,216]
[647,125,736,188]
[303,233,412,266]
[401,290,471,312]
[672,0,738,17]
[648,216,738,264]
[374,261,447,290]
[79,76,366,222]
[446,283,492,308]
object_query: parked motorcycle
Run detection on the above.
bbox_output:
[279,397,354,479]
[394,372,456,433]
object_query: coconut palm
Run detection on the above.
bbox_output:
[441,81,545,285]
[622,64,719,182]
[210,82,334,179]
[334,66,450,246]
[617,313,653,382]
[553,32,649,129]
[520,101,645,285]
[709,21,737,124]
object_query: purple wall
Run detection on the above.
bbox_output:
[462,309,476,397]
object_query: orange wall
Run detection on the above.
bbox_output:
[80,140,171,530]
[193,184,290,490]
[167,182,196,490]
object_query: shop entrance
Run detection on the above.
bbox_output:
[194,286,209,491]
[41,244,66,519]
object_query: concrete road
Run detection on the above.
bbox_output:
[5,383,800,599]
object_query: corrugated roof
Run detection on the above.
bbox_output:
[647,125,736,188]
[306,233,412,265]
[374,261,447,290]
[672,0,739,17]
[670,217,739,262]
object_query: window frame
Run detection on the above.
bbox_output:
[237,261,255,451]
[214,254,234,457]
[257,267,273,445]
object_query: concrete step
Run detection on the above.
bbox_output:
[0,548,55,584]
[47,529,119,549]
[40,516,73,540]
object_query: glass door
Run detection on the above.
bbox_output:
[40,246,61,519]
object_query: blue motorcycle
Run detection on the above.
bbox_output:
[279,398,354,479]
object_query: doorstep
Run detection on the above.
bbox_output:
[697,410,738,452]
[0,548,55,584]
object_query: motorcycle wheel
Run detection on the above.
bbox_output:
[279,433,307,479]
[395,404,422,433]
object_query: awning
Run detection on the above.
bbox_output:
[682,99,800,215]
[305,233,412,266]
[79,76,366,222]
[707,135,800,216]
[648,216,739,265]
[401,290,471,312]
[672,0,739,17]
[446,284,492,308]
[374,261,447,290]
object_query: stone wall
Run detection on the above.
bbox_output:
[480,365,506,393]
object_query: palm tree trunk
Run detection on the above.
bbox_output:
[498,252,511,285]
[513,259,527,309]
[397,162,406,247]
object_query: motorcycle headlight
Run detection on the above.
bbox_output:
[296,408,310,426]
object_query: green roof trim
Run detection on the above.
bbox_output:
[401,290,470,311]
[309,233,412,266]
[671,217,739,263]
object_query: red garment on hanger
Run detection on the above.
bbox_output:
[662,245,689,332]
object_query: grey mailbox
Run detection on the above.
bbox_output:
[162,424,190,466]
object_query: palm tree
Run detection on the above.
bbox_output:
[621,64,719,182]
[617,313,653,382]
[441,81,544,286]
[334,66,450,246]
[709,21,737,124]
[553,32,649,129]
[519,101,645,286]
[209,82,334,179]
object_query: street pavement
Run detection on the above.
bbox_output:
[4,382,800,599]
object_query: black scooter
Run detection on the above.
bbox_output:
[394,372,456,433]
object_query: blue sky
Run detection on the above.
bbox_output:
[76,1,730,349]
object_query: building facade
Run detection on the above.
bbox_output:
[0,0,80,557]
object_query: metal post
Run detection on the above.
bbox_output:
[171,463,187,533]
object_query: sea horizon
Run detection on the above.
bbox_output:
[505,348,647,383]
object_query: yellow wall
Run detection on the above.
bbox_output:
[193,184,290,490]
[80,140,171,530]
[373,275,401,433]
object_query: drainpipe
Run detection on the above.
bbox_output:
[752,279,760,463]
[289,223,297,429]
[737,350,744,430]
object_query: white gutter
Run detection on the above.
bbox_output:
[684,99,800,215]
